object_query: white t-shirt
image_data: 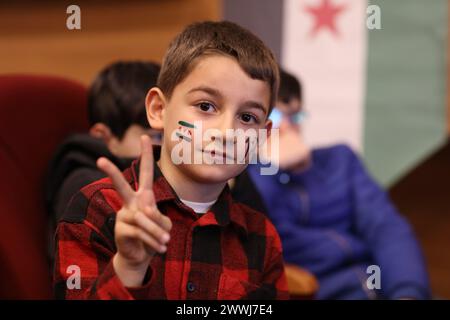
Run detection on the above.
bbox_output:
[179,198,217,214]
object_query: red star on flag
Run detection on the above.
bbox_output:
[305,0,347,37]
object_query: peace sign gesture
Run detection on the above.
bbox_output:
[97,135,172,287]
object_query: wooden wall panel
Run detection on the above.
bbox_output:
[0,0,222,84]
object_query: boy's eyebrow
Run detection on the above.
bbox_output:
[187,86,223,99]
[188,85,268,115]
[241,100,268,115]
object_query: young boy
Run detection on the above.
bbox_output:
[54,21,289,300]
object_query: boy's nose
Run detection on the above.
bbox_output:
[217,113,236,135]
[207,114,236,148]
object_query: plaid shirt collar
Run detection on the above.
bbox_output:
[128,147,249,237]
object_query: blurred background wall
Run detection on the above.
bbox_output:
[0,0,221,84]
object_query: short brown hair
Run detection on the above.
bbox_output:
[157,21,279,114]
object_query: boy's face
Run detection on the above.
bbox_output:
[147,54,272,184]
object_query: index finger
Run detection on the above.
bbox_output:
[97,157,134,205]
[139,135,154,191]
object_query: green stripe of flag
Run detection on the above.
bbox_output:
[364,0,448,186]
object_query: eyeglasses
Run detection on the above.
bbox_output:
[269,108,308,128]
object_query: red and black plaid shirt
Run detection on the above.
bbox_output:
[54,158,289,300]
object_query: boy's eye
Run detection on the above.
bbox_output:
[197,102,216,113]
[240,113,258,124]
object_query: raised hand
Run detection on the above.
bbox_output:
[97,135,172,287]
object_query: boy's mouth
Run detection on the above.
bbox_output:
[200,148,234,161]
[198,139,250,162]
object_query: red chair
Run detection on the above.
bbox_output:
[0,74,88,298]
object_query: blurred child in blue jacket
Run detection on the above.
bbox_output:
[247,69,430,299]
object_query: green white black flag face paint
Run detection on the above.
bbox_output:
[175,120,195,142]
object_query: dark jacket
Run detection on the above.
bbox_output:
[248,144,430,299]
[231,170,269,216]
[45,134,133,260]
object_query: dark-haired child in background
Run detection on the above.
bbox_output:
[46,61,161,260]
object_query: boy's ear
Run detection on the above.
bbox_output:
[145,87,166,130]
[89,123,114,142]
[264,118,273,138]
